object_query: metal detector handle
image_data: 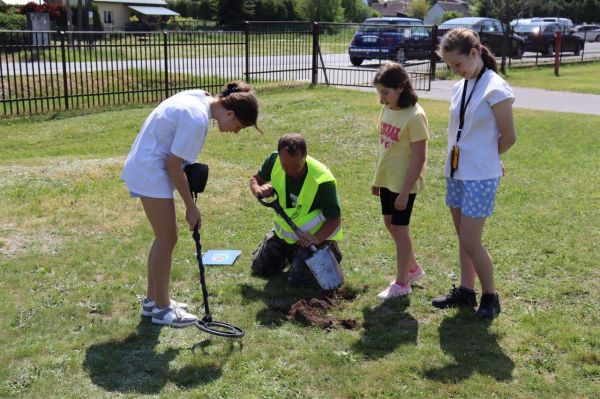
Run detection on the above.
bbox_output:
[257,189,318,253]
[192,224,212,322]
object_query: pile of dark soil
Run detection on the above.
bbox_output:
[266,286,367,330]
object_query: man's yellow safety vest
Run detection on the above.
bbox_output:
[271,155,342,244]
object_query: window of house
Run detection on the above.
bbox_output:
[104,11,113,24]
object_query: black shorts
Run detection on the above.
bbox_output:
[379,187,417,226]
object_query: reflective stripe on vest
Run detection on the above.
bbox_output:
[271,155,342,244]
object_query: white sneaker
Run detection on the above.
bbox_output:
[151,306,197,327]
[377,282,411,300]
[141,298,189,317]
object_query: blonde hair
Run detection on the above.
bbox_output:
[438,28,498,73]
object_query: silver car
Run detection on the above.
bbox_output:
[571,25,600,42]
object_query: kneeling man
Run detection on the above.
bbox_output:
[249,133,343,287]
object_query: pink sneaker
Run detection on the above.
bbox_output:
[408,265,425,283]
[377,282,411,300]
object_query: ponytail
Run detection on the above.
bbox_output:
[480,45,498,73]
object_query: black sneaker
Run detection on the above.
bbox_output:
[475,293,501,319]
[432,285,477,309]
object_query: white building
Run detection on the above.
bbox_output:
[93,0,178,30]
[424,1,470,25]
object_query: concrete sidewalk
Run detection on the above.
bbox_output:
[418,79,600,116]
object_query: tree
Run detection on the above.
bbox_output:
[440,10,463,23]
[199,0,218,20]
[341,0,372,22]
[297,0,344,22]
[581,0,600,23]
[408,0,430,20]
[215,0,254,28]
[476,0,530,73]
[253,0,294,21]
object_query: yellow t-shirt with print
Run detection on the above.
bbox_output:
[373,103,429,194]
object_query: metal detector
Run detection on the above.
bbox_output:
[192,226,244,338]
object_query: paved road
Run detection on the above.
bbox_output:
[3,41,600,77]
[416,79,600,116]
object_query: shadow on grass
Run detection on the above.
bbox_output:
[83,320,228,394]
[424,308,515,382]
[352,297,418,359]
[239,271,323,327]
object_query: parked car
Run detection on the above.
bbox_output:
[510,17,573,30]
[513,22,585,55]
[438,17,525,59]
[348,17,433,66]
[539,17,574,29]
[571,24,600,42]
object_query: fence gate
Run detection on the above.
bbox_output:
[246,21,432,90]
[316,22,432,90]
[245,22,315,84]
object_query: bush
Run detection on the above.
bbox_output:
[440,11,463,24]
[0,11,27,30]
[0,14,29,53]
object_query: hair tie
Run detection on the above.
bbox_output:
[223,86,241,97]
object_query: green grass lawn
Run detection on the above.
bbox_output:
[503,61,600,95]
[0,86,599,398]
[437,61,600,95]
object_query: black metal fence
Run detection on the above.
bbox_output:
[2,21,599,117]
[0,29,245,116]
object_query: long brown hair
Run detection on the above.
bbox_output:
[438,28,498,73]
[218,81,261,130]
[372,62,418,108]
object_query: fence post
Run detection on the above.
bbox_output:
[430,25,438,81]
[163,31,169,99]
[311,22,318,85]
[554,31,562,77]
[244,21,250,83]
[60,31,69,110]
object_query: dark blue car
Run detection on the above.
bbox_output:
[348,17,432,66]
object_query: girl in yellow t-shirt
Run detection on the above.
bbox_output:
[371,63,429,300]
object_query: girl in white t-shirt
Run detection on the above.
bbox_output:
[432,29,517,319]
[122,81,260,327]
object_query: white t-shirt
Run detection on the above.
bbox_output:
[121,90,211,198]
[444,69,514,180]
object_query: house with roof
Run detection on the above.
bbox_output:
[370,1,409,17]
[424,1,470,25]
[93,0,178,30]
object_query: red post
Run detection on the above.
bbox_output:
[554,31,562,77]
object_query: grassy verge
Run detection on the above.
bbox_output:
[435,60,600,95]
[0,86,599,398]
[502,61,600,94]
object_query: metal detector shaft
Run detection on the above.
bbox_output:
[192,226,212,322]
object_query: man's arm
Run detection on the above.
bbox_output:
[250,173,273,198]
[298,215,341,248]
[298,181,341,247]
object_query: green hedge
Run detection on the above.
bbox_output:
[0,12,27,30]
